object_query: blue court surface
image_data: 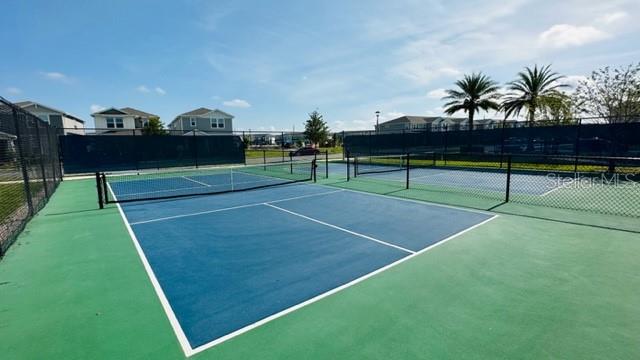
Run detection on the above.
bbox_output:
[115,183,495,352]
[357,166,560,195]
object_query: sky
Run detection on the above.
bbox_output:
[1,0,639,131]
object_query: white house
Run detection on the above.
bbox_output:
[16,101,85,135]
[91,107,158,134]
[169,108,234,134]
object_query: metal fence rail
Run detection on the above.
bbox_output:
[0,97,62,256]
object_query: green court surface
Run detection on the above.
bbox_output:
[1,179,639,359]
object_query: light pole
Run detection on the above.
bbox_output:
[375,111,380,133]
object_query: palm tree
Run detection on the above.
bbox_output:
[501,64,567,126]
[442,72,501,150]
[442,72,501,130]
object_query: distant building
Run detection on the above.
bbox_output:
[169,108,234,134]
[91,107,158,135]
[376,115,520,132]
[0,131,17,162]
[15,101,85,135]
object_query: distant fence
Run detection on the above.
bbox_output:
[59,131,246,173]
[0,97,62,256]
[58,128,345,174]
[344,117,640,158]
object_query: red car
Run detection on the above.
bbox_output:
[289,147,320,157]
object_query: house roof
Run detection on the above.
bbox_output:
[177,107,234,118]
[120,107,158,118]
[15,100,85,123]
[92,107,158,118]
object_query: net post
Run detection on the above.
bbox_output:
[325,150,329,178]
[96,172,104,209]
[346,151,350,181]
[353,156,358,178]
[313,159,317,183]
[505,155,512,203]
[405,153,410,189]
[263,149,266,170]
[101,173,109,203]
[281,132,285,162]
[290,153,293,174]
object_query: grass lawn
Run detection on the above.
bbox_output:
[245,147,343,159]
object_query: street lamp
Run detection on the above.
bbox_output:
[375,111,380,133]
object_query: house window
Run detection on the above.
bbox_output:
[190,117,197,127]
[210,118,225,129]
[106,117,124,129]
[37,114,50,123]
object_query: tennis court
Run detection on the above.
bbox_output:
[112,176,494,354]
[2,153,639,359]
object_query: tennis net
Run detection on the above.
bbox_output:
[97,160,316,206]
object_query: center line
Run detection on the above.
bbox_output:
[182,176,211,187]
[264,203,415,254]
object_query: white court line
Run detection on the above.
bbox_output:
[115,178,279,197]
[129,189,346,225]
[182,176,211,187]
[188,213,499,356]
[106,182,194,356]
[316,183,494,216]
[540,178,575,196]
[113,178,499,357]
[264,203,415,254]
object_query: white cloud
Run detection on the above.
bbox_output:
[427,88,448,99]
[5,87,21,94]
[90,104,106,113]
[385,111,405,119]
[136,85,150,93]
[155,87,166,95]
[597,11,628,25]
[559,75,588,89]
[41,71,70,82]
[222,99,251,108]
[538,24,609,49]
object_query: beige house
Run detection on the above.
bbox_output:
[91,107,158,134]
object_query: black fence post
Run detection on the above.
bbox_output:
[443,125,449,154]
[405,153,410,189]
[281,131,285,162]
[11,108,34,216]
[325,150,329,178]
[96,172,104,209]
[193,131,199,169]
[346,151,350,181]
[313,159,317,183]
[505,155,512,203]
[341,131,345,160]
[48,127,58,183]
[33,120,50,199]
[289,153,293,174]
[263,149,267,170]
[574,118,582,173]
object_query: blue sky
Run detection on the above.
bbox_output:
[1,0,639,131]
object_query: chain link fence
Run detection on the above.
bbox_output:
[1,97,62,256]
[349,152,640,230]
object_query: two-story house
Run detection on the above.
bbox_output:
[91,107,158,134]
[168,108,234,134]
[16,101,85,135]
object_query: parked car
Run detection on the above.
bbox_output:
[289,147,320,157]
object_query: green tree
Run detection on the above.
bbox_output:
[573,63,640,123]
[142,116,167,135]
[303,110,329,147]
[442,72,501,129]
[442,72,500,149]
[537,92,576,125]
[501,64,567,126]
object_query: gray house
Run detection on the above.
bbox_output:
[16,101,85,135]
[169,108,234,134]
